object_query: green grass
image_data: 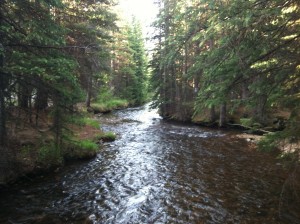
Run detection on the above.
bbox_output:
[107,99,128,109]
[76,140,98,151]
[91,99,128,113]
[90,102,107,112]
[38,143,63,166]
[91,88,129,113]
[69,115,100,128]
[82,117,100,128]
[64,139,99,160]
[99,131,116,142]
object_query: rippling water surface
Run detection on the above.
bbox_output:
[0,104,298,223]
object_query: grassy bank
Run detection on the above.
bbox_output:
[91,99,128,113]
[2,112,117,185]
[90,89,129,113]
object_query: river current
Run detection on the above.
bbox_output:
[0,104,298,223]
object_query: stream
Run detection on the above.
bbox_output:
[0,104,298,223]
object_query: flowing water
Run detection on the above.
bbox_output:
[0,104,298,224]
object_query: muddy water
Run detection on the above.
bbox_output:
[0,104,298,223]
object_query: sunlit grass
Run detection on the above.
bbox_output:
[91,98,128,113]
[90,87,129,113]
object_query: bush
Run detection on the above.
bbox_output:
[258,131,300,163]
[258,132,279,152]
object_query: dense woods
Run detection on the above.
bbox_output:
[0,0,148,183]
[0,0,299,184]
[111,18,148,105]
[0,1,299,221]
[150,0,299,148]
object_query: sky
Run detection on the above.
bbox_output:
[117,0,158,48]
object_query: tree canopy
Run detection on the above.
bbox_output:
[150,0,300,131]
[0,0,149,182]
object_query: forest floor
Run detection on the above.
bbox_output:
[3,111,105,184]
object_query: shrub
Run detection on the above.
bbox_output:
[258,132,279,152]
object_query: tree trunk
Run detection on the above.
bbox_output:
[18,85,32,109]
[0,45,13,184]
[254,94,267,125]
[210,105,216,123]
[219,103,227,127]
[52,96,62,149]
[242,82,249,99]
[85,75,92,108]
[0,44,7,146]
[35,87,48,110]
[0,85,6,146]
[194,41,201,98]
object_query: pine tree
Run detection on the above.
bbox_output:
[61,0,118,107]
[150,0,300,129]
[126,18,148,105]
[111,17,148,106]
[151,0,196,120]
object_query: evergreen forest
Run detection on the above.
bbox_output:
[151,0,300,150]
[0,0,299,186]
[0,0,148,182]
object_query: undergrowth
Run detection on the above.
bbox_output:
[258,130,300,218]
[64,139,99,160]
[91,88,128,113]
[68,115,100,129]
[38,143,63,167]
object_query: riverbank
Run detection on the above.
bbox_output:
[2,103,297,189]
[0,96,129,185]
[0,113,116,186]
[1,106,298,222]
[1,104,298,223]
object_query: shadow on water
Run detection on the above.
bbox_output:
[0,103,299,223]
